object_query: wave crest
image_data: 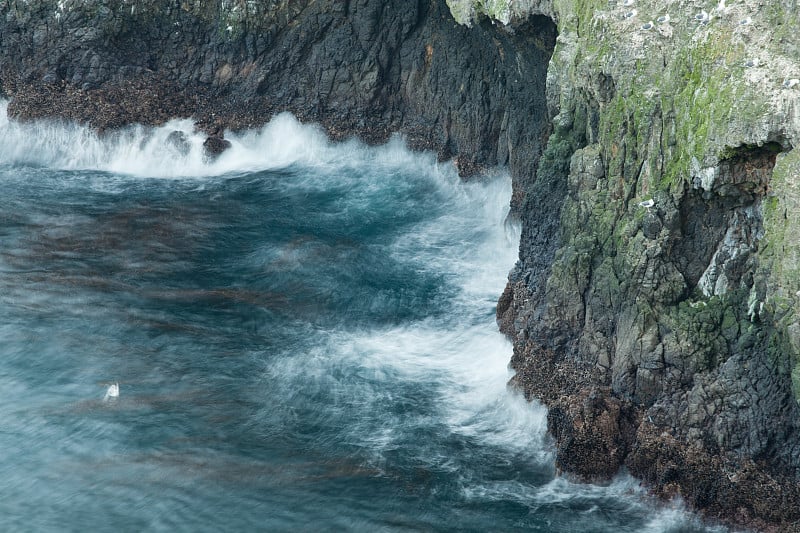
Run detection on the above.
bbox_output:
[0,101,442,179]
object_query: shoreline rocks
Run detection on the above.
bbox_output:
[491,0,800,529]
[0,0,556,194]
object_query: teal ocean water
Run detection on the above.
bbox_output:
[0,102,726,532]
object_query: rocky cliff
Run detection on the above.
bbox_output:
[2,0,800,529]
[0,0,555,208]
[476,0,800,529]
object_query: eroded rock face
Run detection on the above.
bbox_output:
[503,121,800,531]
[0,0,556,208]
[491,0,800,528]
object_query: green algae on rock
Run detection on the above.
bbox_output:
[467,0,800,529]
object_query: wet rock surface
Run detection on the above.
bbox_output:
[493,0,800,528]
[202,135,231,158]
[502,116,800,529]
[0,0,555,202]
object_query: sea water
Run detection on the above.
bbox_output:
[0,101,728,531]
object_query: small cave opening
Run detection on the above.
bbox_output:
[673,141,788,295]
[713,141,786,199]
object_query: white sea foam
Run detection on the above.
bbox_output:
[0,100,442,179]
[260,159,546,468]
[463,474,732,531]
[0,98,721,530]
[325,321,549,453]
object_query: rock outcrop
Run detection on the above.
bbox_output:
[0,0,555,210]
[484,0,800,529]
[3,0,800,529]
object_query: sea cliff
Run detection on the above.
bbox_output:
[2,0,799,529]
[479,0,800,529]
[0,0,555,207]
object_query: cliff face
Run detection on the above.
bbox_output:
[478,0,800,528]
[0,0,555,208]
[3,0,800,529]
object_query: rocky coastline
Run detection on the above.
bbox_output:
[3,0,800,530]
[491,0,800,530]
[0,0,555,208]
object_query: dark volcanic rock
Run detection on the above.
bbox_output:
[0,0,556,203]
[203,135,231,158]
[500,49,800,530]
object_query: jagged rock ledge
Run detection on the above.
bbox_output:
[0,0,555,209]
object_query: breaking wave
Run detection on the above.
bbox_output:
[0,102,725,531]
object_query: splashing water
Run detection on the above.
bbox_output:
[0,102,728,531]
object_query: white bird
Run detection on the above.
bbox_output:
[657,14,670,24]
[784,78,800,88]
[623,9,637,19]
[104,382,119,400]
[641,21,654,30]
[622,0,635,6]
[695,10,710,24]
[739,16,752,25]
[638,199,655,208]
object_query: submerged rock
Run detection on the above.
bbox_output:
[166,130,191,157]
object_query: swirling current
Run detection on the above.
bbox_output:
[0,102,728,532]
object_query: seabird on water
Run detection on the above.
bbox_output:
[104,382,119,400]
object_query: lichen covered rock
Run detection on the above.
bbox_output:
[488,0,800,528]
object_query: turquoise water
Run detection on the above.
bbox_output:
[0,104,725,532]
